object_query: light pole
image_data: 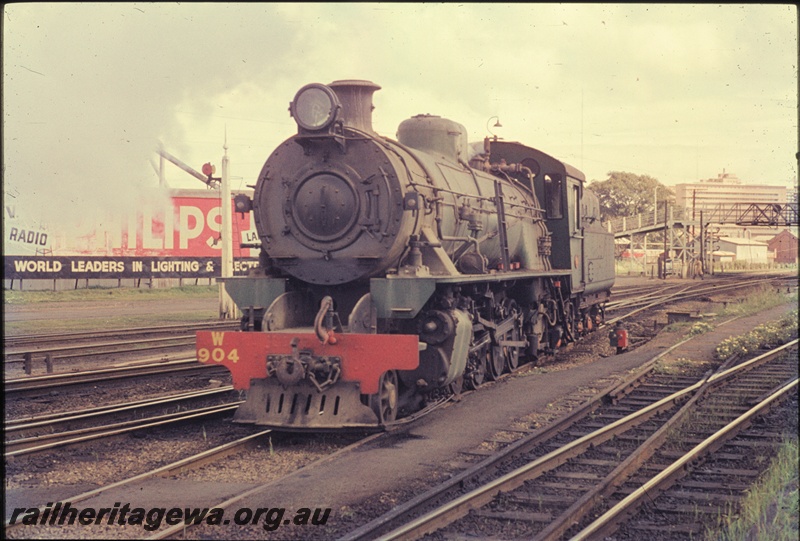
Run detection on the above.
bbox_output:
[219,135,238,320]
[487,116,502,140]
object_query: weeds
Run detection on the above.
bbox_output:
[715,310,798,361]
[663,321,693,334]
[719,286,798,318]
[653,357,702,375]
[663,320,713,337]
[705,437,799,541]
[688,321,714,336]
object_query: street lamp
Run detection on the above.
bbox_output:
[487,116,502,140]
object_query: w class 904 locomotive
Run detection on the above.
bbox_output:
[196,80,615,430]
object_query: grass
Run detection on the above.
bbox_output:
[3,285,218,305]
[661,287,796,339]
[3,312,222,336]
[718,286,798,319]
[705,437,799,541]
[3,285,223,336]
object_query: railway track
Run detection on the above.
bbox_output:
[143,432,384,540]
[5,273,790,398]
[570,377,796,539]
[4,357,227,395]
[4,379,449,459]
[4,276,792,537]
[606,274,794,314]
[4,321,236,349]
[4,428,376,539]
[339,339,797,540]
[3,428,273,534]
[4,321,238,375]
[4,273,789,445]
[4,386,239,457]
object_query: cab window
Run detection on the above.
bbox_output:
[544,174,563,219]
[572,184,581,231]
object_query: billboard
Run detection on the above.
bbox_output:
[4,256,260,280]
[4,189,260,279]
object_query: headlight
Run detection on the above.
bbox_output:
[291,84,340,131]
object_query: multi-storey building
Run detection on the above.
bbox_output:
[674,170,788,216]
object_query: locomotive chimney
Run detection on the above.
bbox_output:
[329,80,381,135]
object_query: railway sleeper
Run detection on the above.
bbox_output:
[507,493,576,505]
[636,502,736,515]
[665,490,743,503]
[626,521,705,534]
[471,509,553,523]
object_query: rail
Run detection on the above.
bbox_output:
[4,430,273,532]
[571,375,798,540]
[361,339,798,541]
[4,358,224,394]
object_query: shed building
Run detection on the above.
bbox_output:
[767,229,798,264]
[717,237,770,265]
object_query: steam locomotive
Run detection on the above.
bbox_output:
[196,80,615,430]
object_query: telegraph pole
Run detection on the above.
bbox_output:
[662,201,668,279]
[219,134,238,320]
[700,210,705,275]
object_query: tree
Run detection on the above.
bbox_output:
[587,172,674,222]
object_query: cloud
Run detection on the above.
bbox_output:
[3,2,797,236]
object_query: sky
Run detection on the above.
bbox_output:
[3,3,798,229]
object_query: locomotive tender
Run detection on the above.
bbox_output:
[197,80,615,430]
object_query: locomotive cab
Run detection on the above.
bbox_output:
[483,140,614,329]
[485,141,585,282]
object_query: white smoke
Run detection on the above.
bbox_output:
[3,4,301,236]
